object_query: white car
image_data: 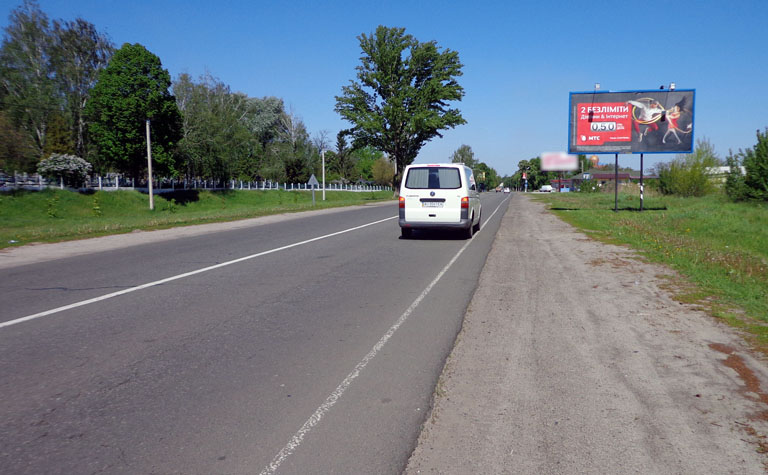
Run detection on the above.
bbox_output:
[399,163,482,239]
[503,187,510,193]
[539,185,553,192]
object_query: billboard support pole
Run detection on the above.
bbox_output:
[614,153,619,212]
[640,153,644,212]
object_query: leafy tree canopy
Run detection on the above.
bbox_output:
[85,42,181,179]
[335,26,465,188]
[450,144,477,168]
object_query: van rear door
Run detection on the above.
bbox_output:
[402,166,463,223]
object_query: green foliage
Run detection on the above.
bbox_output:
[475,161,500,189]
[0,2,112,163]
[50,17,113,159]
[536,192,768,328]
[513,157,554,191]
[335,26,465,187]
[91,195,101,216]
[85,43,181,180]
[46,193,59,217]
[725,151,749,201]
[37,152,92,187]
[371,156,394,185]
[0,0,58,157]
[450,144,477,168]
[0,110,35,171]
[577,179,601,193]
[0,189,395,247]
[737,128,768,201]
[656,138,720,197]
[174,72,254,181]
[350,146,383,181]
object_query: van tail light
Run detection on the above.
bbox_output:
[399,196,405,208]
[461,196,469,209]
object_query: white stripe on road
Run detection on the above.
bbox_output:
[0,216,398,330]
[260,196,509,474]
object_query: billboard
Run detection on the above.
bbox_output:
[568,89,695,154]
[541,152,578,171]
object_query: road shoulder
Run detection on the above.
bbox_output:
[406,193,768,474]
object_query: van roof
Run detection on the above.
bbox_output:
[406,163,466,168]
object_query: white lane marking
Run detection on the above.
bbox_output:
[0,216,398,330]
[260,197,508,474]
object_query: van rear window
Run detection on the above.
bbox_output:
[405,167,461,189]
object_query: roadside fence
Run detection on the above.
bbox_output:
[0,171,391,193]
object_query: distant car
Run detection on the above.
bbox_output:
[503,187,510,193]
[539,185,553,192]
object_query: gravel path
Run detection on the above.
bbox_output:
[406,194,768,474]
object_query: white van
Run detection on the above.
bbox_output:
[398,163,482,239]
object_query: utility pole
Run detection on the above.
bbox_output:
[146,119,154,210]
[321,149,326,201]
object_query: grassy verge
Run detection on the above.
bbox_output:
[0,188,394,248]
[531,191,768,345]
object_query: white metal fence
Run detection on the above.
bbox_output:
[0,172,391,193]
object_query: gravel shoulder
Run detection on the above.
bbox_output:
[406,193,768,474]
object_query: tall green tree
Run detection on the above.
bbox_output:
[727,128,768,201]
[51,17,113,159]
[335,26,465,189]
[0,0,57,161]
[450,144,477,168]
[86,43,181,178]
[332,131,355,180]
[173,72,253,181]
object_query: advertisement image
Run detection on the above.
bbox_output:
[568,90,695,154]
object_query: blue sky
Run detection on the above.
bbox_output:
[2,0,766,176]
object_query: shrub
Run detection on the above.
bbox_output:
[577,179,601,193]
[726,128,768,201]
[656,138,720,197]
[37,153,93,188]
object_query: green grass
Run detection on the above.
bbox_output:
[532,191,768,343]
[0,188,394,248]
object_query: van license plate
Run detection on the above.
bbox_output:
[422,202,443,208]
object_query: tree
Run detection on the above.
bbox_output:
[173,72,253,181]
[85,43,181,179]
[335,26,465,189]
[37,152,92,187]
[656,138,720,197]
[727,128,768,201]
[332,131,355,180]
[450,144,477,168]
[0,0,58,158]
[51,17,113,159]
[0,110,35,171]
[372,156,395,186]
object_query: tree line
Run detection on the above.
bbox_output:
[0,1,392,186]
[2,5,506,191]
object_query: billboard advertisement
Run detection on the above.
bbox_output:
[568,89,695,154]
[541,152,578,171]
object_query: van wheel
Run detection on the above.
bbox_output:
[464,222,473,239]
[473,212,481,232]
[401,227,412,238]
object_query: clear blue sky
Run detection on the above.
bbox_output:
[2,0,767,176]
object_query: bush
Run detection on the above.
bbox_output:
[657,139,720,197]
[577,179,601,193]
[726,128,768,201]
[37,153,93,187]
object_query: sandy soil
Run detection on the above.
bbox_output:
[406,194,768,474]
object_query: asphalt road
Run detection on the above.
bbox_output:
[0,192,509,474]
